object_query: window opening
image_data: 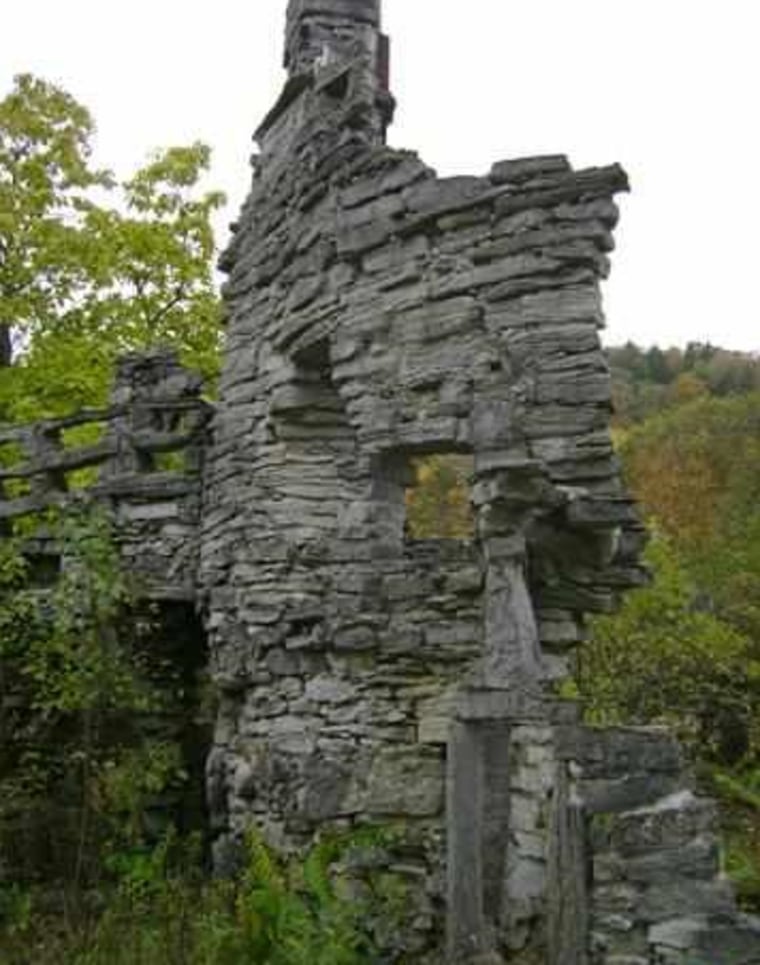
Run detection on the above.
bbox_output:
[404,453,475,539]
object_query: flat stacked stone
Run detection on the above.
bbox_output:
[200,1,759,962]
[1,0,753,962]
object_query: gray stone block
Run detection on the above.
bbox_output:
[650,914,760,964]
[490,155,571,185]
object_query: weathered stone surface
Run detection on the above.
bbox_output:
[558,726,684,776]
[3,3,757,964]
[606,792,717,855]
[361,748,444,816]
[650,914,760,964]
[490,155,572,185]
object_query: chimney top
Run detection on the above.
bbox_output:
[284,0,382,70]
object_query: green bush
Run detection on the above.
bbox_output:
[0,505,191,893]
[0,829,408,965]
[578,532,760,910]
[579,533,760,763]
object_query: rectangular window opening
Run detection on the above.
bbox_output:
[404,453,475,540]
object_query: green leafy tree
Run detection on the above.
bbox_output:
[622,392,760,640]
[0,74,110,368]
[602,394,760,760]
[579,533,760,765]
[0,74,225,422]
[584,392,760,909]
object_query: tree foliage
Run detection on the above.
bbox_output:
[621,392,760,642]
[580,534,760,764]
[0,74,110,368]
[580,382,760,909]
[585,390,760,762]
[0,507,187,893]
[608,340,760,425]
[405,454,474,539]
[0,74,225,422]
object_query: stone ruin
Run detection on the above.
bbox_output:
[1,1,759,961]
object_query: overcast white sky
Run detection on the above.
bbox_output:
[2,0,758,351]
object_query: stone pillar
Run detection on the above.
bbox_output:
[469,458,559,699]
[103,349,205,478]
[546,764,588,965]
[447,720,488,960]
[480,533,543,690]
[446,460,562,963]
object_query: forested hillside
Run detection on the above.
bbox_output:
[609,340,760,424]
[582,346,760,910]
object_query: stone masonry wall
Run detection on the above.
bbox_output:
[201,2,760,962]
[558,726,760,965]
[1,1,758,962]
[0,349,210,600]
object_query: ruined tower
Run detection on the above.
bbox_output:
[2,1,753,962]
[195,2,760,962]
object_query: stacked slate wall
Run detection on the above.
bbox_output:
[0,350,210,601]
[201,5,625,958]
[201,1,760,960]
[1,0,758,960]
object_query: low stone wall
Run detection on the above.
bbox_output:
[0,350,210,600]
[558,725,760,965]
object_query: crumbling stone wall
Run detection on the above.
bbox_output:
[0,350,212,864]
[199,1,760,962]
[0,349,210,599]
[1,1,758,962]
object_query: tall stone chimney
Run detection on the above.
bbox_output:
[252,0,392,162]
[284,0,383,76]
